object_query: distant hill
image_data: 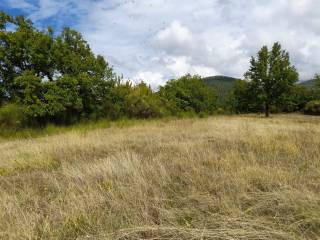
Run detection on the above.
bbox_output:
[203,76,317,108]
[204,76,317,92]
[299,79,316,88]
[203,76,239,92]
[203,76,239,107]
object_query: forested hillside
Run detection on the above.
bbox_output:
[202,76,238,108]
[300,79,317,88]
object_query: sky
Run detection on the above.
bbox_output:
[2,0,320,87]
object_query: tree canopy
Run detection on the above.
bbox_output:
[0,11,119,126]
[244,42,299,117]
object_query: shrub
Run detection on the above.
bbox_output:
[124,82,167,119]
[0,104,27,129]
[304,100,320,115]
[159,74,217,114]
[230,80,264,113]
[276,85,313,113]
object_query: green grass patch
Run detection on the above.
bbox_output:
[0,114,210,140]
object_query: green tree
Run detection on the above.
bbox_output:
[42,76,83,124]
[0,12,54,100]
[230,80,263,113]
[315,74,320,88]
[13,71,44,119]
[245,42,299,117]
[52,28,111,79]
[0,11,118,125]
[159,74,217,114]
[314,74,320,98]
[277,85,312,112]
[13,72,83,125]
[77,73,114,119]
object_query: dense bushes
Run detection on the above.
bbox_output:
[159,75,217,115]
[11,71,112,125]
[103,77,217,119]
[123,82,168,118]
[304,100,320,115]
[276,85,313,113]
[231,79,318,115]
[230,80,263,113]
[0,104,27,128]
[103,81,169,119]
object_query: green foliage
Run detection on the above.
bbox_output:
[230,80,263,113]
[159,74,217,114]
[124,82,168,118]
[0,11,117,126]
[43,76,83,124]
[314,74,320,89]
[230,43,316,116]
[103,81,133,119]
[0,103,27,128]
[245,42,299,117]
[277,85,313,112]
[0,13,54,98]
[52,28,112,79]
[203,76,238,90]
[77,73,114,120]
[203,76,238,108]
[300,79,317,88]
[300,75,320,100]
[314,74,320,98]
[13,72,84,124]
[304,100,320,115]
[231,80,313,114]
[104,81,169,119]
[13,71,43,108]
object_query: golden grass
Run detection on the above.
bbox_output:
[0,114,319,239]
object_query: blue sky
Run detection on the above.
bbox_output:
[2,0,320,87]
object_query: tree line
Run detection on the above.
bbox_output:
[0,12,319,129]
[231,43,320,117]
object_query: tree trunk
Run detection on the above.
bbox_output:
[265,102,270,118]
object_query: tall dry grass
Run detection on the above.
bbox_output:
[0,114,319,239]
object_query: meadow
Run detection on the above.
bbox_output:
[0,114,319,239]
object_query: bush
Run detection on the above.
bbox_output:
[159,74,217,114]
[276,85,313,113]
[124,82,167,119]
[0,104,27,129]
[304,100,320,115]
[230,80,264,113]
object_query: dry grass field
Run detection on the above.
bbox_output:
[0,115,319,239]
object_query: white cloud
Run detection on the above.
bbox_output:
[165,56,219,78]
[153,21,194,55]
[134,71,165,89]
[5,0,36,10]
[291,0,314,15]
[29,0,67,21]
[4,0,320,86]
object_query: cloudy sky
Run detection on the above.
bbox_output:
[2,0,320,87]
